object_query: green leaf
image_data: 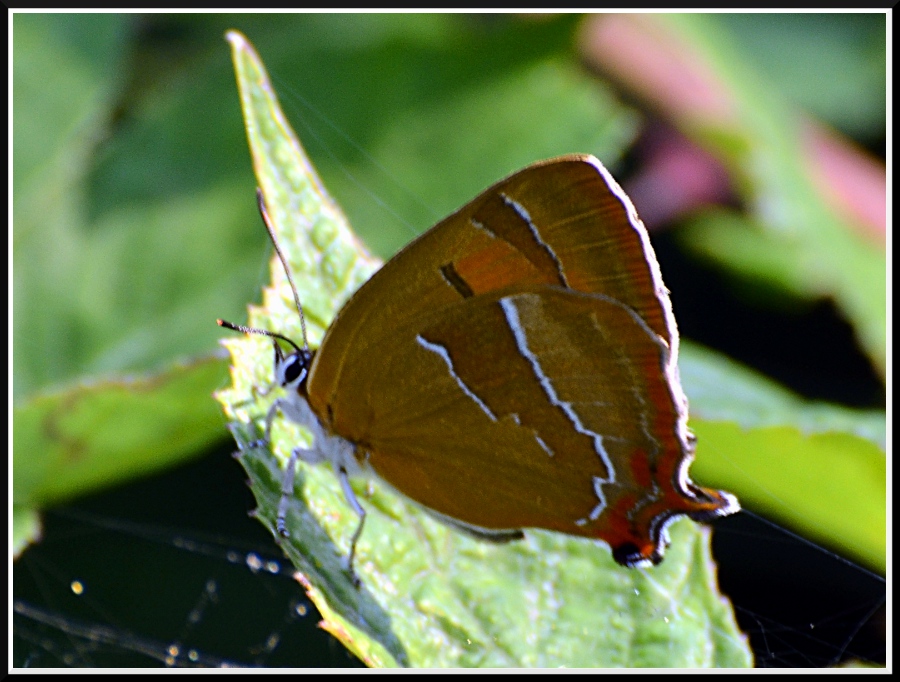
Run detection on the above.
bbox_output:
[14,356,229,508]
[217,29,751,669]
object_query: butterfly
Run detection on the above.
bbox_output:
[219,154,739,585]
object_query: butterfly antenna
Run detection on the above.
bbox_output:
[216,319,303,354]
[256,188,310,354]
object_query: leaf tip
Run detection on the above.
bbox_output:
[224,29,248,49]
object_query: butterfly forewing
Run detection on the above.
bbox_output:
[308,155,678,401]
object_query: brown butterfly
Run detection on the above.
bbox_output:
[220,154,738,584]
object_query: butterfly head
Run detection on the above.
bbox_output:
[273,340,313,394]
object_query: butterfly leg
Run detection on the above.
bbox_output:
[255,393,365,587]
[336,463,366,588]
[276,446,304,537]
[274,429,330,537]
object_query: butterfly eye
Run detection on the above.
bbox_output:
[280,350,311,387]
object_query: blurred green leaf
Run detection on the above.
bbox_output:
[13,14,270,402]
[683,343,885,573]
[341,54,638,257]
[13,14,245,533]
[14,13,132,398]
[13,507,42,560]
[12,353,229,556]
[14,356,229,506]
[719,14,885,139]
[216,29,751,669]
[646,14,885,375]
[248,14,639,259]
